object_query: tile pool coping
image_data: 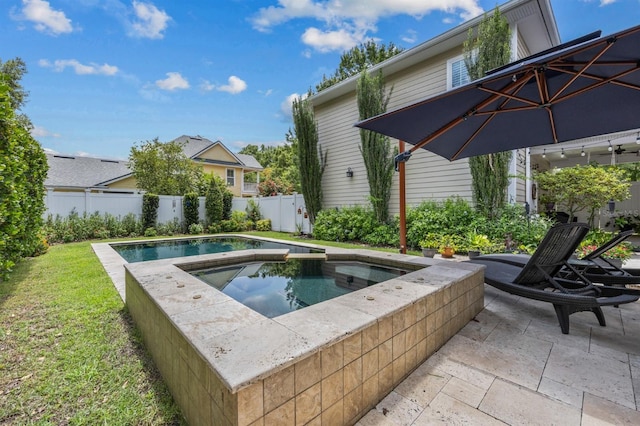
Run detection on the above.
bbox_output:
[93,235,485,425]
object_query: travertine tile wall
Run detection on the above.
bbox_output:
[126,269,484,426]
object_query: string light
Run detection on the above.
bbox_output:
[581,146,585,157]
[608,141,613,152]
[542,149,546,158]
[560,148,565,159]
[636,132,640,144]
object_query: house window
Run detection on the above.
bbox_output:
[447,55,471,90]
[226,169,235,186]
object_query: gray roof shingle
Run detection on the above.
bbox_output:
[46,135,263,189]
[45,154,131,188]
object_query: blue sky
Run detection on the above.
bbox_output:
[2,0,640,159]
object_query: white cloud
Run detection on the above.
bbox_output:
[217,76,247,94]
[31,125,60,138]
[38,59,119,76]
[18,0,73,35]
[401,29,417,44]
[599,0,616,5]
[251,0,484,52]
[129,1,171,39]
[280,92,309,120]
[155,72,190,90]
[301,27,362,52]
[200,79,215,92]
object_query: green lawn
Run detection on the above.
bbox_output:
[0,233,409,424]
[0,241,184,425]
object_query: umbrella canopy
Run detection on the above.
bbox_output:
[356,24,640,161]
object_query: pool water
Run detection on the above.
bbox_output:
[112,236,323,263]
[190,258,409,318]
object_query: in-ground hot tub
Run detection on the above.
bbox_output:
[120,240,485,425]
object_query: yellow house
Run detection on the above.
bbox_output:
[45,135,263,197]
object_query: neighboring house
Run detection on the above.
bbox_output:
[45,135,263,197]
[311,0,560,215]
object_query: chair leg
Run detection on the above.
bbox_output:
[591,307,606,327]
[553,304,571,334]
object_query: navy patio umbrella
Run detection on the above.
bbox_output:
[356,24,640,162]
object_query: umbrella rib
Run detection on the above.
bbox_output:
[450,117,494,161]
[548,39,614,103]
[551,65,640,104]
[409,70,536,153]
[547,64,640,92]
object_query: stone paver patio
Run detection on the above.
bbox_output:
[357,284,640,425]
[95,242,640,425]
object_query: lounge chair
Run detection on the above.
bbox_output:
[467,223,639,334]
[475,230,640,290]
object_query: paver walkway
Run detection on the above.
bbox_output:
[357,284,640,425]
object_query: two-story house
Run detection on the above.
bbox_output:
[45,135,263,197]
[311,0,560,215]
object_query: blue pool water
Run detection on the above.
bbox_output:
[112,236,323,263]
[190,258,409,318]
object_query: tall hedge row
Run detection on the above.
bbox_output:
[0,79,48,279]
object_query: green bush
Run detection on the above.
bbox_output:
[188,223,204,235]
[142,193,159,230]
[312,206,378,242]
[246,199,261,223]
[144,227,157,237]
[0,67,49,279]
[256,219,272,231]
[183,193,200,228]
[205,178,223,225]
[222,190,233,220]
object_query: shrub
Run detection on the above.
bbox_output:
[256,219,272,231]
[246,199,261,223]
[312,206,378,242]
[183,192,200,228]
[144,227,158,237]
[142,193,159,230]
[205,178,223,225]
[222,190,233,220]
[188,223,204,235]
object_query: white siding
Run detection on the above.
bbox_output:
[316,47,474,215]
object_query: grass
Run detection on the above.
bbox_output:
[0,241,185,425]
[0,231,411,424]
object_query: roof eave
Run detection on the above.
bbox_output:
[311,0,559,107]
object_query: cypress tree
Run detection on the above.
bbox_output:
[463,7,513,219]
[357,70,394,223]
[293,94,326,224]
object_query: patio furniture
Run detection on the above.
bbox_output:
[474,230,640,292]
[467,223,640,334]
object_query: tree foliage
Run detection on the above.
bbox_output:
[239,133,300,194]
[129,138,205,196]
[463,7,512,219]
[205,175,224,224]
[357,70,394,223]
[292,94,326,224]
[0,57,48,279]
[535,165,630,226]
[316,41,404,92]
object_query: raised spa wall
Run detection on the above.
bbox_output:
[124,246,485,426]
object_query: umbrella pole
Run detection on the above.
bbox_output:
[399,140,407,254]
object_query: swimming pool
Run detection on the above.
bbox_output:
[112,235,323,263]
[190,258,409,318]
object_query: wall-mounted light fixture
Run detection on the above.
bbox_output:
[608,199,616,214]
[346,167,354,178]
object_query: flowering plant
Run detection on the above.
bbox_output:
[577,242,633,262]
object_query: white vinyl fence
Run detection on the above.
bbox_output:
[44,190,310,233]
